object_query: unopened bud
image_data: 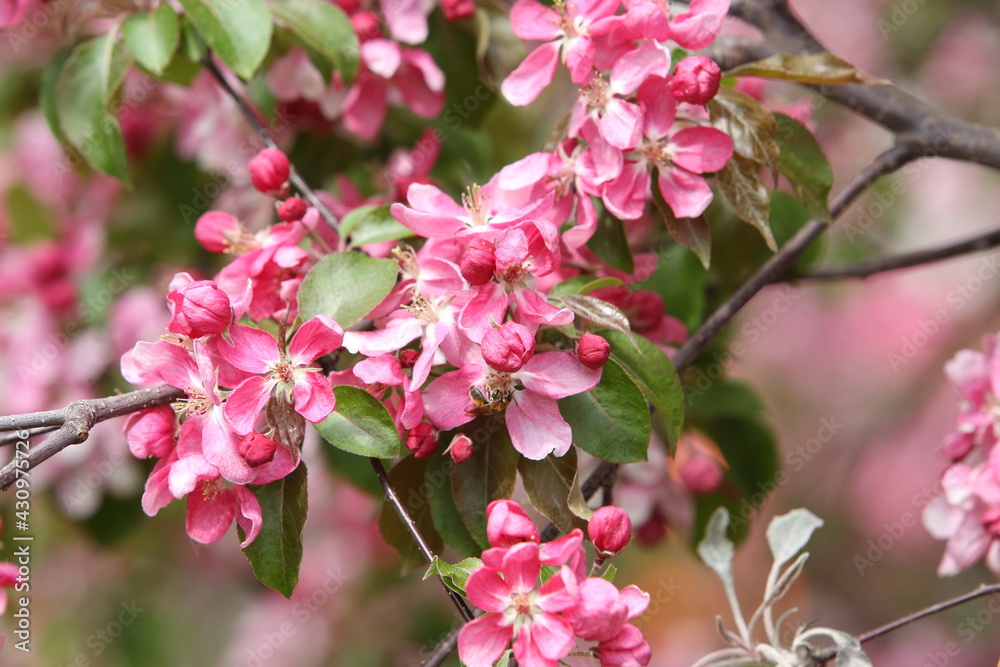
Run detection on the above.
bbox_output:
[447,433,474,464]
[167,279,232,338]
[399,349,420,368]
[249,148,291,197]
[442,0,475,21]
[195,211,241,253]
[577,333,610,370]
[588,505,632,557]
[625,290,664,332]
[406,422,438,458]
[460,238,496,286]
[277,196,308,222]
[680,456,723,494]
[482,321,535,372]
[238,432,279,467]
[669,56,722,105]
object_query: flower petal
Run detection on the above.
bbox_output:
[506,392,573,459]
[221,325,280,373]
[502,43,560,107]
[289,314,344,365]
[458,613,514,667]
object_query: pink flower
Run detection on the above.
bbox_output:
[669,55,722,105]
[447,433,475,463]
[588,506,632,557]
[680,456,724,494]
[277,197,308,223]
[461,238,497,286]
[458,543,579,667]
[597,622,652,666]
[923,464,1000,576]
[166,273,247,339]
[238,432,279,467]
[423,351,601,459]
[577,333,611,370]
[668,0,731,50]
[221,315,344,433]
[405,422,439,458]
[249,148,291,198]
[482,321,536,373]
[195,211,243,253]
[442,0,475,21]
[187,477,264,547]
[487,499,540,547]
[124,406,177,459]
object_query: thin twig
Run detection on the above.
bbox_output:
[201,56,341,246]
[369,458,476,623]
[0,426,59,446]
[419,626,463,667]
[790,226,1000,282]
[813,583,1000,663]
[0,385,184,491]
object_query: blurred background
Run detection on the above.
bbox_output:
[2,0,1000,664]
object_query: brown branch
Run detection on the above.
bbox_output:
[813,583,1000,663]
[369,458,476,623]
[791,226,1000,282]
[0,385,184,491]
[201,56,341,244]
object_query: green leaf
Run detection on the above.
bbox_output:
[54,33,132,183]
[177,0,272,79]
[424,556,483,595]
[548,276,624,297]
[242,461,309,598]
[774,113,833,222]
[379,456,444,571]
[600,563,617,583]
[725,53,888,85]
[40,49,71,145]
[319,440,382,496]
[450,421,519,549]
[269,0,359,83]
[123,4,181,76]
[651,178,711,269]
[559,359,651,464]
[587,205,635,273]
[708,87,779,171]
[314,386,401,458]
[634,244,707,331]
[341,204,415,249]
[551,294,631,338]
[518,447,591,533]
[600,330,685,453]
[426,453,482,557]
[686,379,766,423]
[298,252,398,328]
[716,153,775,252]
[180,15,207,62]
[5,185,56,244]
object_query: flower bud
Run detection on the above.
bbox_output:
[588,505,632,557]
[195,211,241,253]
[238,432,279,467]
[167,279,232,338]
[277,196,308,222]
[482,321,535,372]
[249,148,291,197]
[486,499,539,547]
[670,56,722,105]
[625,290,664,332]
[442,0,475,21]
[406,422,438,458]
[447,433,474,464]
[351,11,382,42]
[680,456,723,494]
[460,238,496,286]
[577,333,610,370]
[399,349,420,368]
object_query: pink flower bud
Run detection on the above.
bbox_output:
[482,321,535,372]
[406,422,438,458]
[670,56,722,105]
[442,0,475,21]
[351,11,382,42]
[238,432,279,467]
[588,505,632,557]
[167,280,232,338]
[680,456,724,494]
[249,148,291,197]
[399,349,419,368]
[625,290,664,332]
[195,211,241,253]
[486,499,539,547]
[460,238,496,286]
[277,196,308,222]
[577,333,610,371]
[447,433,474,464]
[637,514,666,547]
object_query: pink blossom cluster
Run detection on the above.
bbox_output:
[458,500,650,667]
[923,337,1000,576]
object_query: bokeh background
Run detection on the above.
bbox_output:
[2,0,1000,665]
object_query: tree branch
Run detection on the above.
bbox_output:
[201,56,341,244]
[369,458,476,623]
[791,226,1000,282]
[0,385,184,491]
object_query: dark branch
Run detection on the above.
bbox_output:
[369,458,476,623]
[0,385,184,490]
[201,56,341,242]
[792,226,1000,282]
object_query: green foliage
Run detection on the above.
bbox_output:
[241,461,309,598]
[314,386,402,458]
[123,4,181,76]
[424,555,484,595]
[425,452,482,557]
[559,359,651,463]
[177,0,273,79]
[450,422,519,549]
[774,113,834,222]
[298,252,399,328]
[269,0,359,83]
[518,447,591,534]
[340,204,415,248]
[379,456,443,571]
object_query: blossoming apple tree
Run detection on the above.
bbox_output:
[2,0,1000,664]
